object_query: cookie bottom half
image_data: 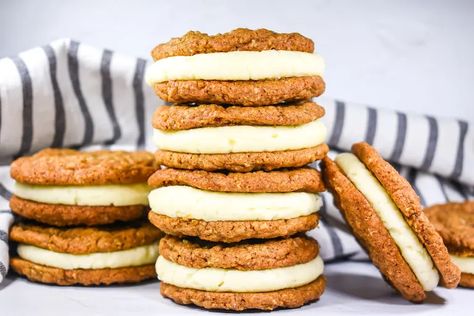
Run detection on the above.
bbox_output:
[160,275,325,311]
[10,257,156,286]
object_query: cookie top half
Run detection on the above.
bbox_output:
[11,148,156,185]
[151,28,314,61]
[425,201,474,255]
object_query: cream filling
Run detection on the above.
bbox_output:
[149,185,321,221]
[17,244,159,270]
[14,182,150,206]
[153,119,326,154]
[156,255,323,292]
[450,255,474,274]
[145,50,325,84]
[335,153,439,291]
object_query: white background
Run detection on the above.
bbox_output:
[0,0,473,121]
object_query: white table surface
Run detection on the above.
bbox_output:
[0,261,471,315]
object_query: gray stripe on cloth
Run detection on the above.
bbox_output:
[0,184,12,200]
[389,112,407,163]
[407,168,426,206]
[68,40,93,146]
[328,100,346,147]
[0,262,7,279]
[420,115,438,171]
[435,175,450,202]
[43,45,66,148]
[101,49,121,145]
[364,107,377,145]
[133,58,146,149]
[0,230,7,244]
[319,195,344,258]
[11,56,33,158]
[451,120,468,179]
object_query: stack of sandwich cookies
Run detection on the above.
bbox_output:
[425,201,474,288]
[146,28,329,310]
[146,28,325,106]
[9,149,163,285]
[322,142,461,302]
[10,222,162,285]
[156,235,325,311]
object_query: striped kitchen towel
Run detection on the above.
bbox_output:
[0,39,472,283]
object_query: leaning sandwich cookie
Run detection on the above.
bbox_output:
[425,201,474,288]
[147,168,324,242]
[10,149,156,226]
[152,101,329,172]
[146,28,325,106]
[321,142,460,302]
[10,222,162,285]
[156,235,325,311]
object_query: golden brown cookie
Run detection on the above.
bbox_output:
[152,101,324,130]
[10,257,156,286]
[321,142,461,302]
[159,235,318,270]
[10,221,163,254]
[11,148,156,185]
[352,142,461,289]
[322,157,426,302]
[151,28,314,61]
[151,76,325,106]
[154,144,329,172]
[424,201,474,253]
[149,212,319,243]
[148,168,325,193]
[460,273,474,288]
[10,195,147,226]
[160,276,325,311]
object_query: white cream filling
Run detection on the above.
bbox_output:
[335,153,439,291]
[17,244,159,270]
[145,50,325,84]
[14,182,150,206]
[156,255,323,292]
[153,119,326,154]
[148,185,321,221]
[450,255,474,274]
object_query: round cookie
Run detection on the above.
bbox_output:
[10,195,147,227]
[156,235,325,311]
[152,101,325,130]
[322,142,461,302]
[149,212,319,243]
[152,76,325,106]
[151,28,314,61]
[10,148,156,226]
[154,144,329,172]
[10,221,162,285]
[425,201,474,288]
[11,148,156,185]
[147,167,325,193]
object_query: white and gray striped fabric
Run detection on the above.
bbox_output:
[0,39,472,283]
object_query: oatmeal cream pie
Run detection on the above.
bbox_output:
[146,28,325,106]
[156,235,325,311]
[10,149,157,226]
[152,101,328,172]
[10,221,163,285]
[322,142,461,302]
[425,201,474,288]
[147,168,324,242]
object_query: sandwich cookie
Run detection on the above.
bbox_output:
[156,235,325,310]
[10,149,156,226]
[321,142,460,302]
[425,201,474,288]
[148,168,324,242]
[10,221,163,285]
[146,28,325,106]
[153,101,328,172]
